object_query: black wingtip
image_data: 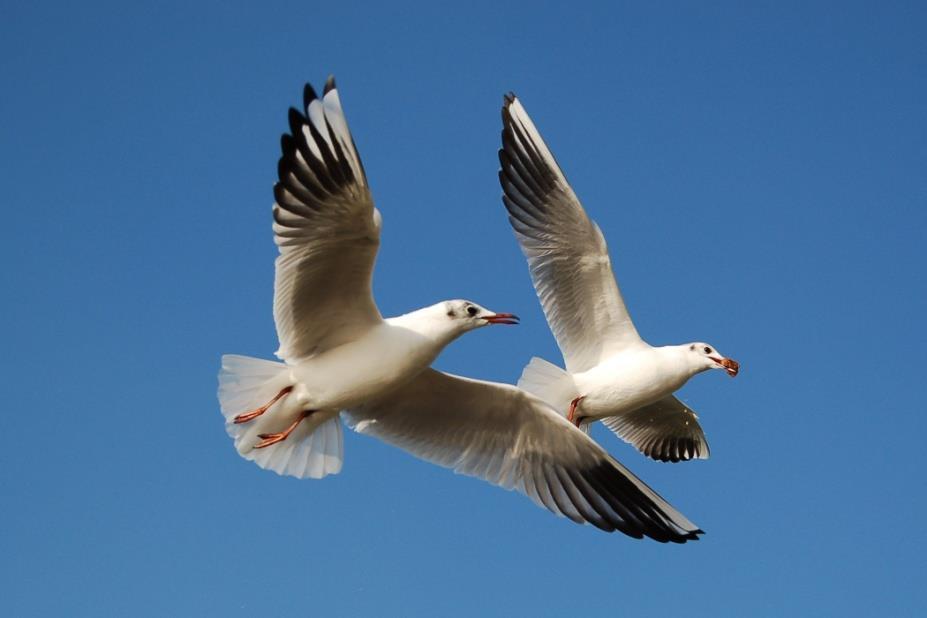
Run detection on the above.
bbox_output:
[276,156,289,182]
[681,529,705,543]
[324,75,336,94]
[287,107,305,135]
[504,91,516,105]
[303,83,318,109]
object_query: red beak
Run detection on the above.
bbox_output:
[483,313,520,325]
[717,357,739,377]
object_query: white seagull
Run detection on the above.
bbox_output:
[218,78,702,541]
[498,94,740,463]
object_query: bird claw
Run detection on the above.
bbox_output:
[233,408,265,424]
[252,410,314,449]
[568,396,586,427]
[254,432,288,449]
[232,386,293,424]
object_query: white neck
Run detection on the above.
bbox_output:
[387,304,466,347]
[656,345,709,382]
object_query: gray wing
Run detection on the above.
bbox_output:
[345,369,702,543]
[499,94,642,373]
[272,77,382,362]
[601,395,710,463]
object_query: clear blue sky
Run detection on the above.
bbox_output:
[2,1,925,615]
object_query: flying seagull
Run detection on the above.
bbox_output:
[218,78,702,541]
[498,93,739,463]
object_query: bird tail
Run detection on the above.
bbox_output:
[518,356,579,419]
[217,354,344,479]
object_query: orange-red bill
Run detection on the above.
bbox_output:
[483,313,520,325]
[720,358,739,377]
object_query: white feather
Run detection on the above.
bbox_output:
[218,354,344,479]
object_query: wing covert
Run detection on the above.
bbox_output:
[601,395,710,463]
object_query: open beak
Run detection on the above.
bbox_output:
[482,312,520,325]
[711,357,740,377]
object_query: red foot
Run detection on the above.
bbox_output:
[253,410,313,449]
[567,396,586,427]
[233,386,293,424]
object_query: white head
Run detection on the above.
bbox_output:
[440,300,519,334]
[398,300,519,345]
[685,342,740,377]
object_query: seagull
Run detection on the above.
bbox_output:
[498,93,740,463]
[217,78,702,542]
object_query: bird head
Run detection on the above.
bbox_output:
[443,300,519,332]
[687,342,739,377]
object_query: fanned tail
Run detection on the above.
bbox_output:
[217,354,344,479]
[517,357,579,418]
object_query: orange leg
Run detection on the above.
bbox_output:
[253,410,313,449]
[567,396,586,427]
[233,386,293,424]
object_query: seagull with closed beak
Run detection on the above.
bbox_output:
[218,78,702,542]
[498,93,740,463]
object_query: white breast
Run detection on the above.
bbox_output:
[288,322,444,411]
[574,348,689,419]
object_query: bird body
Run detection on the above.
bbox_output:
[229,312,444,447]
[235,302,493,444]
[285,303,462,412]
[573,346,695,419]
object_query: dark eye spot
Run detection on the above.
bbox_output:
[703,346,712,354]
[689,344,695,351]
[447,309,456,318]
[466,305,478,317]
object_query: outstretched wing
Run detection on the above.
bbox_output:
[272,77,382,361]
[345,369,702,543]
[499,94,642,373]
[601,396,711,463]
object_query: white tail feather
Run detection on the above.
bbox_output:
[217,354,344,479]
[517,357,578,416]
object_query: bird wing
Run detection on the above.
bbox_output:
[344,369,702,542]
[499,94,642,373]
[272,77,382,361]
[601,395,710,463]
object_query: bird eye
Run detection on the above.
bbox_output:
[703,346,712,354]
[466,305,478,317]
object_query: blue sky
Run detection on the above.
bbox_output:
[2,1,925,615]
